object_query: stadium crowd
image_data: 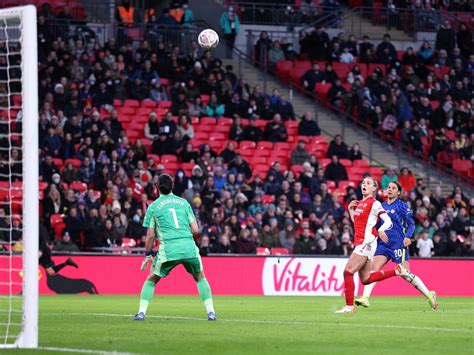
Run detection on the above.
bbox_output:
[262,23,473,172]
[0,4,472,258]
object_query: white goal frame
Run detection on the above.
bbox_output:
[0,5,38,349]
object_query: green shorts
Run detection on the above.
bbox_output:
[152,256,202,278]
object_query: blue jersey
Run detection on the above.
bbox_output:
[375,198,415,263]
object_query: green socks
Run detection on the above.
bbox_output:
[138,280,156,314]
[138,278,214,315]
[197,278,215,313]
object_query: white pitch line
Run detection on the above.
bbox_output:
[44,312,474,334]
[38,346,135,355]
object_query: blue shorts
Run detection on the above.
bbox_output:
[374,243,409,264]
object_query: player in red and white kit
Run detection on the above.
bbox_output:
[336,177,411,313]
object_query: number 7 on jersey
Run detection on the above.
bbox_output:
[169,208,180,228]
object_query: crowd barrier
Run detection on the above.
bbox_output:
[1,256,473,296]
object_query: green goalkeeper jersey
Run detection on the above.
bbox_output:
[143,193,198,262]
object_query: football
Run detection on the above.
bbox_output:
[198,28,219,50]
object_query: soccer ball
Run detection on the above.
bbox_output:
[198,29,219,50]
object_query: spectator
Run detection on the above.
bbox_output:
[220,6,240,56]
[228,154,251,180]
[416,232,434,257]
[298,112,321,136]
[418,41,434,64]
[302,63,325,92]
[326,135,349,159]
[255,31,272,65]
[264,114,288,142]
[177,115,194,141]
[291,140,311,165]
[205,93,225,118]
[340,47,355,63]
[327,78,346,109]
[220,141,237,164]
[398,168,416,193]
[293,228,317,254]
[300,0,318,24]
[275,95,295,121]
[268,41,285,69]
[435,20,456,54]
[279,219,297,250]
[235,228,257,254]
[53,232,80,252]
[438,141,460,167]
[243,117,263,142]
[211,234,234,254]
[229,116,245,142]
[381,167,398,190]
[324,155,348,183]
[457,23,472,58]
[349,143,362,161]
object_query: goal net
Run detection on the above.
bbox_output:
[0,5,38,349]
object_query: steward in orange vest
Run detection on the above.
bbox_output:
[116,1,135,27]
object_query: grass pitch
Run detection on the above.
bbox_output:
[1,295,473,354]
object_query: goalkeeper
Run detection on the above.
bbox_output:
[134,174,216,321]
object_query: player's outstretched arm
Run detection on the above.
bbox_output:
[141,228,156,271]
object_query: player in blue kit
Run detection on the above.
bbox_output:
[355,181,438,310]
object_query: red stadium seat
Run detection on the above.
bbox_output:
[50,214,66,239]
[453,160,472,174]
[338,180,356,190]
[276,60,294,79]
[141,99,157,108]
[214,125,230,133]
[339,159,352,167]
[256,247,270,256]
[271,247,290,255]
[240,141,256,150]
[274,142,291,151]
[158,101,172,109]
[52,158,64,169]
[352,159,370,167]
[332,62,352,80]
[118,107,136,115]
[69,181,88,193]
[161,155,178,163]
[320,158,331,168]
[209,133,226,141]
[219,117,233,126]
[147,154,160,163]
[262,194,275,205]
[124,99,140,107]
[194,132,209,140]
[137,107,153,116]
[256,141,273,150]
[64,158,81,169]
[249,157,268,165]
[201,117,216,126]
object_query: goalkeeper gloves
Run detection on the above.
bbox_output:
[140,251,154,271]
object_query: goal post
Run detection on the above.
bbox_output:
[0,5,38,349]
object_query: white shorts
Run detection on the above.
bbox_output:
[353,239,377,260]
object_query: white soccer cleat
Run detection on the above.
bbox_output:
[355,297,370,308]
[427,291,438,310]
[395,264,414,282]
[335,306,356,314]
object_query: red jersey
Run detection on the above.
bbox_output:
[351,197,386,246]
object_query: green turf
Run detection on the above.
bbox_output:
[1,295,473,354]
